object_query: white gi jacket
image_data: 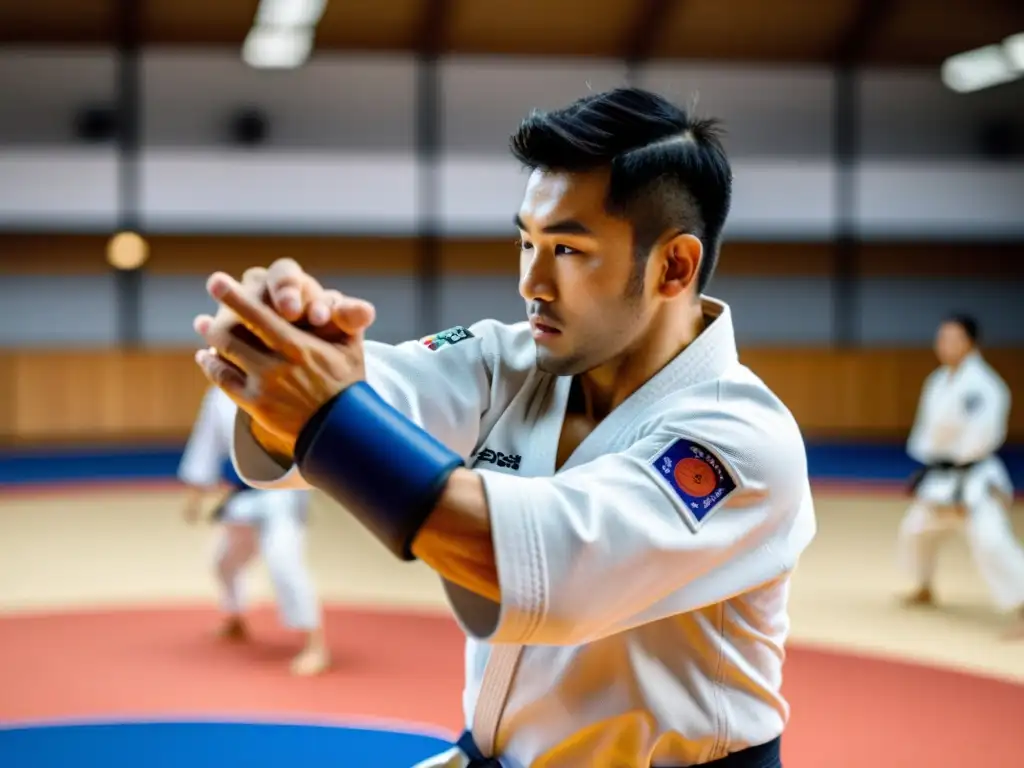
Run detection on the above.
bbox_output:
[907,350,1013,507]
[233,298,817,767]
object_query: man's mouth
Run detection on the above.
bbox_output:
[530,317,562,337]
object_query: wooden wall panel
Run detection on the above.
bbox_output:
[0,235,420,278]
[0,352,15,438]
[143,235,419,276]
[742,349,931,437]
[0,235,110,274]
[1,347,1021,446]
[2,350,205,445]
[856,243,1022,278]
[717,242,837,276]
[741,348,1024,438]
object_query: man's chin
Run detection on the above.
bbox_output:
[535,348,586,377]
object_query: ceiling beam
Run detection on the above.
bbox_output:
[835,0,898,65]
[415,0,452,57]
[623,0,675,65]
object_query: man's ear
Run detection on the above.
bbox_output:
[657,233,702,298]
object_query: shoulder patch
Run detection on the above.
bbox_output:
[963,392,983,414]
[421,325,474,351]
[651,438,739,530]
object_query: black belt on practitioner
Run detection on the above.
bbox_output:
[210,479,253,522]
[455,731,782,768]
[907,459,981,503]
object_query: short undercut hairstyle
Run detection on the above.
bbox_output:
[509,87,732,294]
[944,313,980,343]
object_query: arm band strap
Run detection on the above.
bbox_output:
[295,381,464,561]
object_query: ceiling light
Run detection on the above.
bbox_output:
[1003,33,1024,72]
[256,0,327,28]
[941,44,1019,93]
[107,231,149,270]
[242,25,313,70]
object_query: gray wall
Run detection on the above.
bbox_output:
[2,50,1024,237]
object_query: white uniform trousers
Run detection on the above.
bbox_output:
[214,488,319,630]
[898,456,1024,611]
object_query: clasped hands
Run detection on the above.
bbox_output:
[197,261,498,594]
[194,259,375,459]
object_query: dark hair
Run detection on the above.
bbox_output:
[509,87,732,293]
[944,313,980,343]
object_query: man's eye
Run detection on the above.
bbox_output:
[517,239,533,251]
[555,244,578,256]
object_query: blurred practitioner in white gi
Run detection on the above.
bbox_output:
[195,88,816,767]
[898,314,1024,637]
[179,384,330,674]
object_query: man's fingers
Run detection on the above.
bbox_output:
[307,297,331,327]
[195,348,247,398]
[265,258,311,321]
[328,293,376,336]
[240,267,268,292]
[194,314,213,336]
[303,290,375,343]
[207,272,300,357]
[208,262,366,348]
[202,315,278,373]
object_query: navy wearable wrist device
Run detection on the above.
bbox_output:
[294,381,464,561]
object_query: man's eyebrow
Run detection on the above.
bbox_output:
[514,214,594,236]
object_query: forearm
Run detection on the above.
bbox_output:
[230,410,312,490]
[906,425,932,463]
[953,423,1006,464]
[411,469,499,603]
[250,418,296,467]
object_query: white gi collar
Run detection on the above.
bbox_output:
[689,295,740,383]
[627,295,739,404]
[945,349,983,380]
[961,350,983,368]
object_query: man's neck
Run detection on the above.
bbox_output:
[577,302,706,421]
[947,349,977,373]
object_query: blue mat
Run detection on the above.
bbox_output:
[803,443,1024,488]
[0,447,183,485]
[0,721,453,768]
[0,448,224,486]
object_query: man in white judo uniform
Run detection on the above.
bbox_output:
[193,88,816,766]
[178,384,330,674]
[898,314,1024,637]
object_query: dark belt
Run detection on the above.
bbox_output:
[210,480,252,522]
[907,459,981,503]
[456,731,782,768]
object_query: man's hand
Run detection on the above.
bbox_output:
[192,259,376,461]
[182,493,204,525]
[195,272,373,452]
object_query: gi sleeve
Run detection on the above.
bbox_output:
[447,401,816,646]
[232,320,520,490]
[950,377,1010,464]
[178,387,230,488]
[907,371,942,464]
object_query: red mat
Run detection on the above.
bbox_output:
[1,606,1022,767]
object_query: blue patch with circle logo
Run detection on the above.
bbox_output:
[652,438,739,529]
